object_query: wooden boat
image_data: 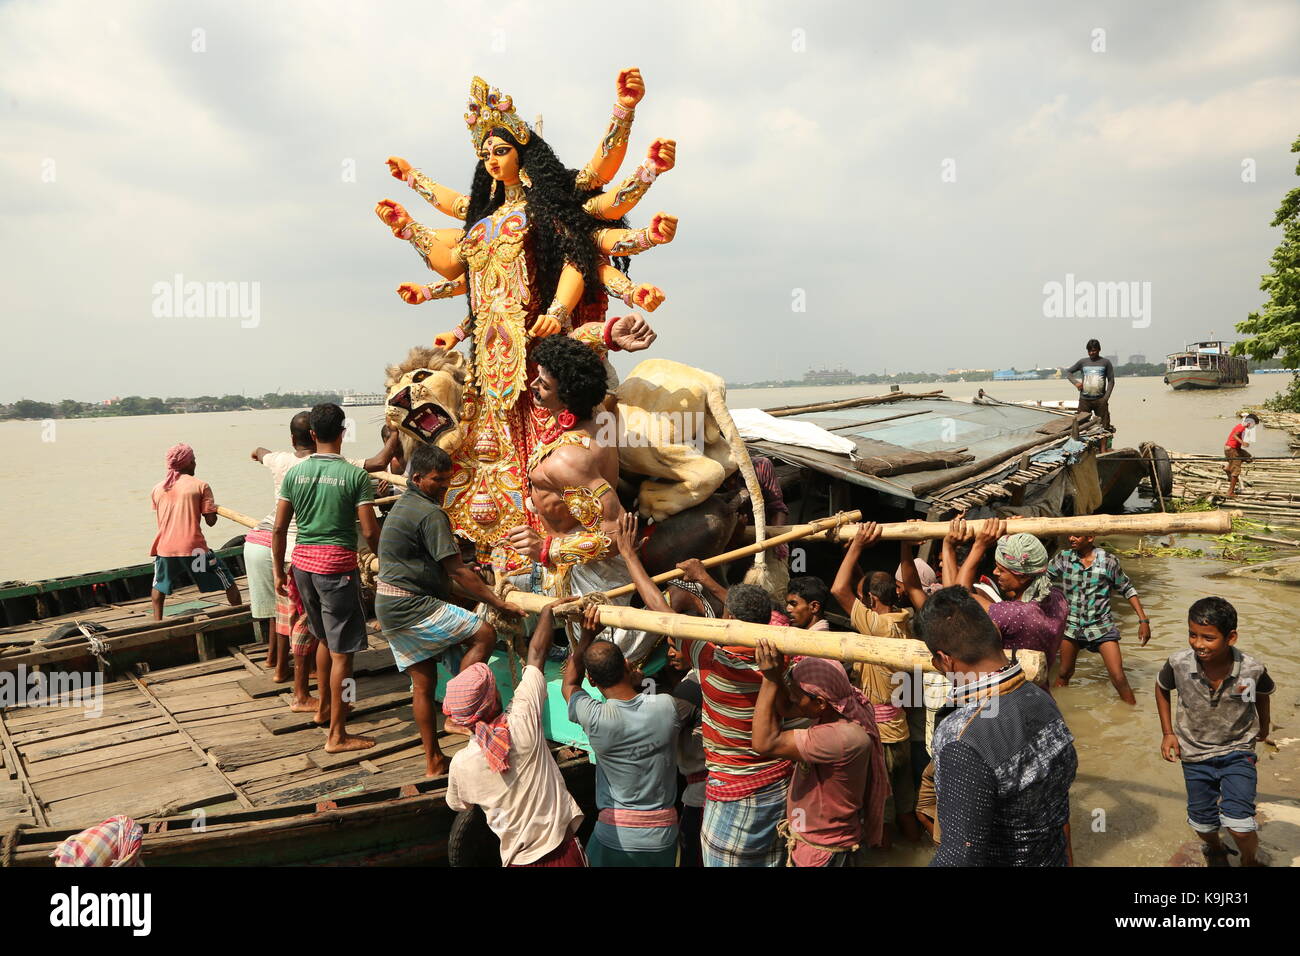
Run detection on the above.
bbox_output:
[1096,443,1172,513]
[745,391,1114,576]
[0,634,597,866]
[0,561,256,674]
[0,544,248,630]
[1164,341,1249,390]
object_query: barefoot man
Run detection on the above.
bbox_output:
[273,403,379,755]
[374,443,518,776]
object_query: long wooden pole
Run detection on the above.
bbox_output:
[764,389,946,418]
[357,550,1044,678]
[601,509,863,600]
[751,510,1233,543]
[217,499,400,530]
[499,588,1045,683]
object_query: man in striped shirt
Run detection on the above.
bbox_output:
[1049,533,1150,705]
[676,560,792,866]
[273,403,381,755]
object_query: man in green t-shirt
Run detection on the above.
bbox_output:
[273,404,381,755]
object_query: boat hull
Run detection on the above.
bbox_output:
[1165,369,1247,390]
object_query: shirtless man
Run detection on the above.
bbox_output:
[504,334,657,663]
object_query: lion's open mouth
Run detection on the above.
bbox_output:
[388,388,452,442]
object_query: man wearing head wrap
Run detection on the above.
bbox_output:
[751,640,889,867]
[149,442,240,621]
[943,519,1068,672]
[444,603,585,867]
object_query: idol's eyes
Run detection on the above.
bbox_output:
[481,145,512,159]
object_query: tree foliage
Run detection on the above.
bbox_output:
[1234,132,1300,410]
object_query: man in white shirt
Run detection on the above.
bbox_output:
[444,602,586,866]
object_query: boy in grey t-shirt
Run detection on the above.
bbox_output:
[1155,596,1274,866]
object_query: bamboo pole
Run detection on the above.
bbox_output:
[601,509,863,600]
[216,506,259,528]
[217,499,400,530]
[499,588,1046,683]
[755,510,1234,543]
[763,390,946,418]
[357,549,1046,678]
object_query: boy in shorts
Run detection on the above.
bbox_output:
[149,443,241,620]
[1155,597,1273,866]
[1049,533,1150,704]
[273,404,381,754]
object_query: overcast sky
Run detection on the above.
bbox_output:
[2,0,1298,402]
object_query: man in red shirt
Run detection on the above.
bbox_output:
[149,443,241,620]
[751,642,888,866]
[675,560,793,866]
[1224,414,1258,498]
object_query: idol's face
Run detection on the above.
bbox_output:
[530,365,562,415]
[481,135,520,184]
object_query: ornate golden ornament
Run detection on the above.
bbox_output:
[465,76,531,151]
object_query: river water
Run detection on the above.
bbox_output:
[1,373,1296,865]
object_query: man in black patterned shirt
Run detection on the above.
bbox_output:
[915,587,1078,866]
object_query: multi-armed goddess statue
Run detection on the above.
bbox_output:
[375,69,678,573]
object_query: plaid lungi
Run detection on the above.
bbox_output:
[274,570,317,657]
[379,596,482,673]
[50,815,143,867]
[700,778,788,867]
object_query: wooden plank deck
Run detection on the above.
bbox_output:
[0,630,480,836]
[0,572,255,661]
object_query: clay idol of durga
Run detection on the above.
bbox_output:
[376,70,780,664]
[375,68,677,575]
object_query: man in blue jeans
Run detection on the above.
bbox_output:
[1156,596,1274,866]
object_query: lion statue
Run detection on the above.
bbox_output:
[383,346,778,589]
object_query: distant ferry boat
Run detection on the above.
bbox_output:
[1164,341,1249,391]
[341,392,386,407]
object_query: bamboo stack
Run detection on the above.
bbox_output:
[1169,453,1300,525]
[1241,407,1300,453]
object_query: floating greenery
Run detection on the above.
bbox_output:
[1112,533,1273,562]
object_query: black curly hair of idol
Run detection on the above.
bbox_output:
[531,334,608,422]
[463,127,629,327]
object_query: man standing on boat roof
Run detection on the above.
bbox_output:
[1065,338,1115,431]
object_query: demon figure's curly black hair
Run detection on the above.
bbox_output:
[463,127,629,330]
[531,334,608,421]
